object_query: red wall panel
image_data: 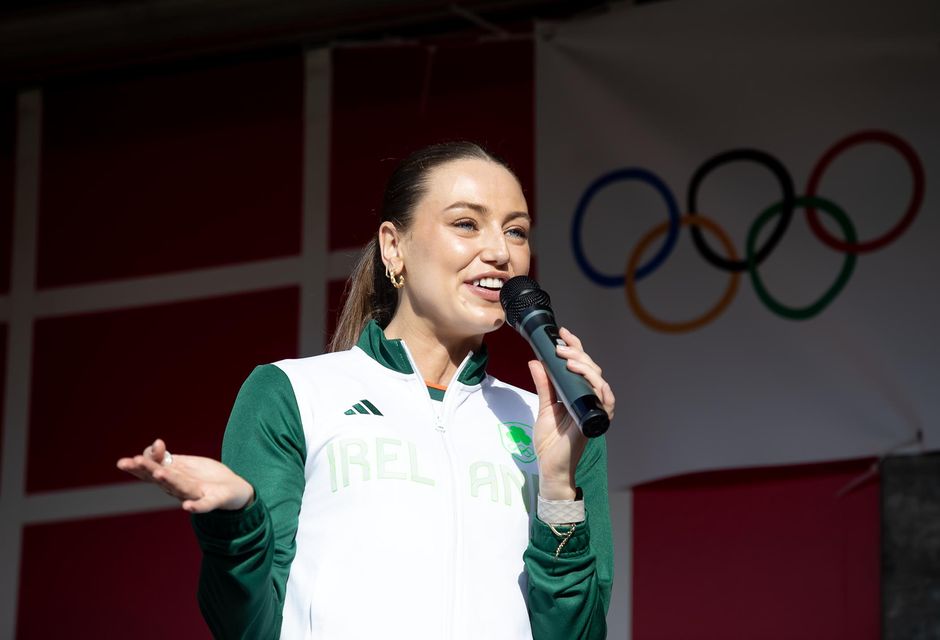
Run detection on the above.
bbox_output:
[0,95,14,295]
[329,41,535,252]
[632,459,880,640]
[27,287,299,493]
[38,56,303,288]
[18,510,208,639]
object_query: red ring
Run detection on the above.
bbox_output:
[805,130,924,254]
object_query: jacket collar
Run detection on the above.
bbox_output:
[355,319,488,386]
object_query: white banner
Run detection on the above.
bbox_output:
[537,0,940,488]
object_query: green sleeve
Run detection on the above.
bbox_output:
[524,436,614,640]
[190,364,307,640]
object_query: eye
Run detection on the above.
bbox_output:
[454,219,478,231]
[506,226,529,240]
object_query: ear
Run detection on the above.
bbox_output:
[378,221,405,273]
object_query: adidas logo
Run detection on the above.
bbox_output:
[343,399,383,416]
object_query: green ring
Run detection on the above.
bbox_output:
[746,196,857,320]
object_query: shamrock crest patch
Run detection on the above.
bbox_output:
[498,421,536,464]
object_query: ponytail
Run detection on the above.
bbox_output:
[328,237,397,352]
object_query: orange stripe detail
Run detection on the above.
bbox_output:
[425,381,448,391]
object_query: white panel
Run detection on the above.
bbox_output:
[537,0,939,489]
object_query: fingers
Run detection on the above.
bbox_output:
[150,439,167,463]
[116,457,153,482]
[556,327,615,420]
[599,380,616,421]
[115,455,163,486]
[117,444,200,499]
[142,438,168,464]
[564,361,610,417]
[556,330,602,385]
[556,328,602,376]
[182,497,213,514]
[128,452,164,476]
[151,465,200,500]
[119,438,170,475]
[528,360,558,411]
[530,358,579,459]
[182,494,226,514]
[558,326,583,350]
[183,478,253,513]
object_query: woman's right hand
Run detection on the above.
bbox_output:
[116,438,254,513]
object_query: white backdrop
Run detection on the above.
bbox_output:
[537,0,940,490]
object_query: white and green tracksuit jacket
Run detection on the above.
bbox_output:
[192,320,613,639]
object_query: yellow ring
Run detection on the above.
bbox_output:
[625,214,741,333]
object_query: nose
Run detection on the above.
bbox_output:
[480,226,510,265]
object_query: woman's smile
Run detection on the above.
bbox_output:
[463,273,507,303]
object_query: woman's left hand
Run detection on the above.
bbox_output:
[527,326,615,501]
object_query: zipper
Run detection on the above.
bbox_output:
[399,342,472,640]
[439,396,463,640]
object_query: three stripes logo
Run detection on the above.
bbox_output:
[343,399,384,416]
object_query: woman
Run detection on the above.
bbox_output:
[118,142,614,639]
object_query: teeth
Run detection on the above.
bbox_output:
[473,277,504,289]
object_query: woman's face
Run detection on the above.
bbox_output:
[391,157,531,340]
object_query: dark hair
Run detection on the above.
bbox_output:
[329,141,516,352]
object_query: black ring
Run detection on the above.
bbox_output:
[687,149,796,272]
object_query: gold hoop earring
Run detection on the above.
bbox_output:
[386,265,405,289]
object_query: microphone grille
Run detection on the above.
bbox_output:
[500,276,552,326]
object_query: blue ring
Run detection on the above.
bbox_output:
[571,168,681,287]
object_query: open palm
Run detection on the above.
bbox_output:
[116,438,253,513]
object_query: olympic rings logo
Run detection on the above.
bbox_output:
[571,130,925,333]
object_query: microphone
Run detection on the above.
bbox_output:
[500,276,610,438]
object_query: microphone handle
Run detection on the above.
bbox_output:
[518,308,610,438]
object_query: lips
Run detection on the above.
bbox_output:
[472,277,505,290]
[465,282,502,302]
[462,272,509,303]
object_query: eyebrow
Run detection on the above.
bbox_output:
[444,201,531,222]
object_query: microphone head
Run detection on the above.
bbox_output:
[500,275,552,326]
